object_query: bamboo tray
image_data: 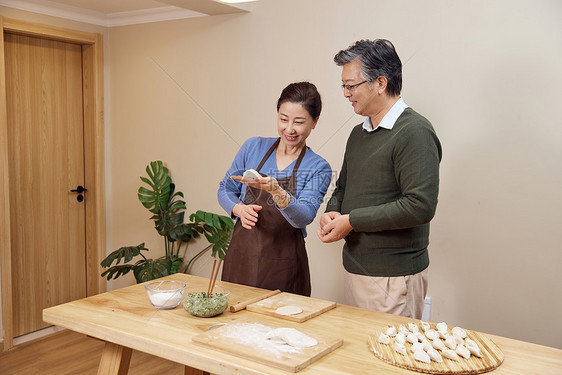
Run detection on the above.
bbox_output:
[368,322,504,374]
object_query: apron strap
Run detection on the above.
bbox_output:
[256,138,280,172]
[292,144,308,178]
[256,138,308,177]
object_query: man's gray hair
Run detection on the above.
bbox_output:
[334,39,402,96]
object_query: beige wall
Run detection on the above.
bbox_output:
[2,0,561,349]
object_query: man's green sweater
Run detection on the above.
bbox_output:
[326,107,442,277]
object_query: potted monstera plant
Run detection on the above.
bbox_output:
[101,161,234,283]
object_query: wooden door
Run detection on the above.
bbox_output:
[4,32,87,336]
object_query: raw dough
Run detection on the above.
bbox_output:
[266,328,318,348]
[242,169,260,180]
[274,305,303,316]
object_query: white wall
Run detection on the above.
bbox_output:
[2,0,561,350]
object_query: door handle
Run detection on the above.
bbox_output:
[70,185,87,202]
[70,185,88,194]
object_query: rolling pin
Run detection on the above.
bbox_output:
[229,289,281,312]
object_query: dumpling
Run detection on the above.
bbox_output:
[378,332,390,345]
[456,344,471,359]
[406,332,419,344]
[436,322,448,336]
[398,325,409,335]
[452,326,467,339]
[410,342,424,353]
[413,349,431,364]
[465,338,483,357]
[394,342,407,356]
[385,325,398,337]
[420,321,431,332]
[242,169,260,180]
[395,332,406,345]
[432,337,446,351]
[408,322,420,334]
[442,349,460,361]
[421,338,433,352]
[452,333,464,345]
[427,348,443,363]
[425,329,439,340]
[444,335,457,350]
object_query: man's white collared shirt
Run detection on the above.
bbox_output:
[362,97,408,132]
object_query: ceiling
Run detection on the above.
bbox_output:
[0,0,256,27]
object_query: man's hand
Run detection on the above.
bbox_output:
[317,212,353,243]
[232,203,262,229]
[319,211,340,229]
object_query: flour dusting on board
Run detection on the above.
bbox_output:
[211,323,316,358]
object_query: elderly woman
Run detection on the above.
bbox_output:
[217,82,332,296]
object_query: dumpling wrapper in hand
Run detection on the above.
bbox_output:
[242,169,261,181]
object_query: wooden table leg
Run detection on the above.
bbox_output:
[185,365,210,375]
[97,341,133,375]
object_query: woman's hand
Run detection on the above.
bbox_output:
[232,203,262,229]
[230,175,280,193]
[230,175,291,208]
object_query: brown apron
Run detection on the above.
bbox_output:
[221,138,311,296]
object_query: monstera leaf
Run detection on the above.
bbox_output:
[100,264,136,281]
[189,210,235,260]
[138,161,171,214]
[151,183,187,237]
[133,257,172,283]
[100,161,235,284]
[100,243,148,268]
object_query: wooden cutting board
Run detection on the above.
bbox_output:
[246,292,336,323]
[192,322,343,372]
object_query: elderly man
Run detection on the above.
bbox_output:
[318,39,442,319]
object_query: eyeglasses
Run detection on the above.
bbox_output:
[341,80,367,92]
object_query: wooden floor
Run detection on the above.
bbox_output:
[0,329,184,374]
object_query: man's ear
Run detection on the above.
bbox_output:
[376,76,388,94]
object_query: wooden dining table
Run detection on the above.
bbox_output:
[43,273,562,375]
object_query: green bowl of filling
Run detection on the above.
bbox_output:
[182,286,230,318]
